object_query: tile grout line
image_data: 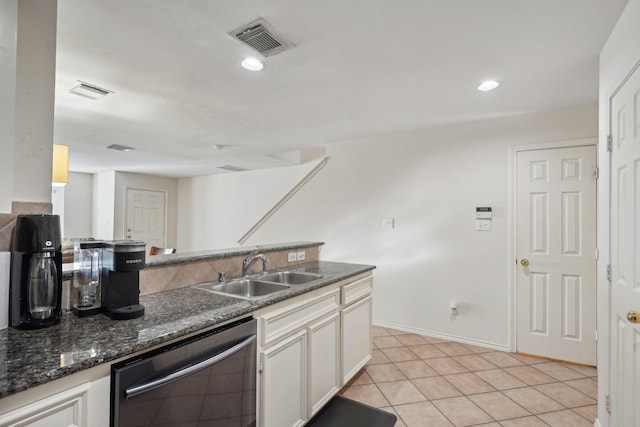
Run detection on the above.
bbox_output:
[359,327,598,426]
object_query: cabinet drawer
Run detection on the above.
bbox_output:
[259,288,340,347]
[341,275,372,305]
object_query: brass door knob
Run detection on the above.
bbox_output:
[627,311,640,324]
[520,258,530,267]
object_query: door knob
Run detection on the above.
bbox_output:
[520,259,530,267]
[627,311,640,324]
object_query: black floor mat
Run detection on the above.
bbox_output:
[306,396,397,427]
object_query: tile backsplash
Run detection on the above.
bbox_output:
[0,214,17,252]
[0,202,53,251]
[140,246,320,295]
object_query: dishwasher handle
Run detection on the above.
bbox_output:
[124,334,256,400]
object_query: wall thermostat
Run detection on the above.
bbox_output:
[475,207,492,231]
[475,207,493,219]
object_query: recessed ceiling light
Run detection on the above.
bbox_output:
[478,80,500,92]
[241,57,265,71]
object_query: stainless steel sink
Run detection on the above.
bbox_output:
[194,278,289,300]
[259,271,323,285]
[194,270,323,299]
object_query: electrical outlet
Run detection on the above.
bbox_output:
[296,251,306,261]
[288,252,297,262]
[476,219,491,231]
[382,218,395,230]
[450,301,458,315]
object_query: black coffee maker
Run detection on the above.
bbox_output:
[9,214,63,329]
[102,241,146,320]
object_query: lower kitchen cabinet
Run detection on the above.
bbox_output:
[308,311,341,416]
[0,375,109,427]
[341,295,373,384]
[0,383,89,427]
[259,330,308,427]
[256,272,373,427]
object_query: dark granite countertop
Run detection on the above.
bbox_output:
[0,260,373,398]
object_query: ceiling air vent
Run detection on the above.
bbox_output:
[69,81,114,100]
[230,19,293,57]
[217,164,248,172]
[107,144,134,152]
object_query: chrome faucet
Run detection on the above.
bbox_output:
[241,252,268,277]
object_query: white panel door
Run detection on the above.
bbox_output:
[125,188,166,248]
[609,62,640,427]
[516,145,597,364]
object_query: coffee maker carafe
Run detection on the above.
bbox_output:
[102,241,146,320]
[9,214,63,329]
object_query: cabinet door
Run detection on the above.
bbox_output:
[259,330,307,427]
[0,383,90,427]
[341,296,372,384]
[86,376,110,427]
[308,312,341,417]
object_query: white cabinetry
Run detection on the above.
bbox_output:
[0,383,89,427]
[0,374,109,427]
[308,311,341,415]
[257,288,340,427]
[260,330,308,427]
[256,272,373,427]
[341,274,373,383]
[342,296,373,383]
[86,376,110,426]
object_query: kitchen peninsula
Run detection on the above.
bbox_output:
[0,242,375,427]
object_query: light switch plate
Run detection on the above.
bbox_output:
[288,252,297,262]
[296,251,306,261]
[382,218,395,230]
[476,219,491,231]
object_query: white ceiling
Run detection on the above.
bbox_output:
[55,0,629,178]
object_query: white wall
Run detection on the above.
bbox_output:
[64,172,93,238]
[597,0,640,425]
[0,0,17,213]
[0,1,57,211]
[91,171,178,246]
[12,0,57,204]
[180,103,597,348]
[93,171,115,240]
[113,172,178,247]
[51,186,65,235]
[177,161,318,250]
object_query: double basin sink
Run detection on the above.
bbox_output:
[194,271,323,300]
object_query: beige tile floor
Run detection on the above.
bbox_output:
[340,326,598,427]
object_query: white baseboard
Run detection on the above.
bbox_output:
[373,320,510,352]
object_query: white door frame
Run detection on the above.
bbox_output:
[123,186,169,247]
[508,137,598,353]
[597,59,640,427]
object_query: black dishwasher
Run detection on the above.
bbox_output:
[111,317,257,427]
